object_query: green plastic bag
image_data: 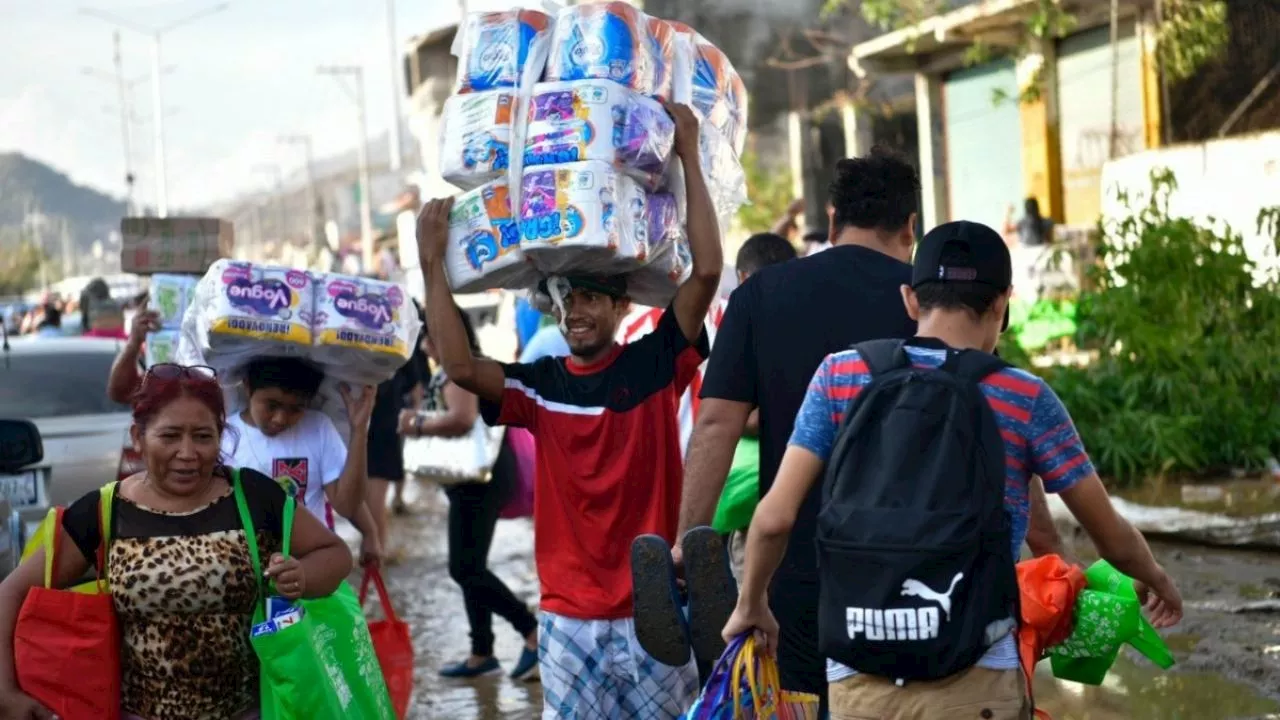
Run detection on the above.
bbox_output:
[712,438,759,534]
[231,471,396,720]
[1047,560,1175,685]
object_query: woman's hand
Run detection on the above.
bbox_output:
[266,553,307,600]
[397,409,420,437]
[0,688,54,720]
[721,596,780,657]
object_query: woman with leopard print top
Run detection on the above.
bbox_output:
[0,364,353,720]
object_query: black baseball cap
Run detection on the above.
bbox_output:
[911,220,1012,329]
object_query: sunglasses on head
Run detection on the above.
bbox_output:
[145,364,217,382]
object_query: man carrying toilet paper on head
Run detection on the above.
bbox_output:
[417,102,721,720]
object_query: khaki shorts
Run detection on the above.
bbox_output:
[830,666,1031,720]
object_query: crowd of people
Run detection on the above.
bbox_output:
[0,103,1185,720]
[2,277,142,341]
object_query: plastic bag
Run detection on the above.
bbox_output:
[444,179,536,293]
[545,2,655,93]
[309,272,421,387]
[359,568,414,719]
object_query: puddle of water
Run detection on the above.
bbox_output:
[1035,652,1280,720]
[1117,478,1280,518]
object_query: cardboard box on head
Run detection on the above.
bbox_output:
[120,217,234,276]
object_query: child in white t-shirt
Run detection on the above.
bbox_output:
[221,356,381,564]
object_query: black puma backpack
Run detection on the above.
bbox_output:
[816,338,1020,681]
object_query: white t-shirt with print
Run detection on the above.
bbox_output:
[222,409,347,528]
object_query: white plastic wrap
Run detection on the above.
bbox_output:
[438,90,516,190]
[309,272,421,387]
[444,179,535,292]
[647,16,676,100]
[452,9,553,94]
[148,273,198,331]
[626,239,691,309]
[676,26,749,156]
[698,123,749,228]
[523,80,675,189]
[519,161,653,274]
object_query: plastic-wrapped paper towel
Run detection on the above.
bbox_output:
[523,80,674,187]
[149,274,198,330]
[186,260,314,375]
[546,2,656,94]
[445,179,534,292]
[671,26,748,156]
[646,17,676,100]
[310,273,420,386]
[454,9,552,94]
[439,90,515,189]
[519,161,652,274]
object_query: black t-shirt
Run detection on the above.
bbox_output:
[370,345,428,433]
[700,244,916,581]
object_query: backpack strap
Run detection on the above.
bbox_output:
[853,339,911,377]
[939,349,1011,386]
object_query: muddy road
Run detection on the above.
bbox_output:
[357,483,1280,719]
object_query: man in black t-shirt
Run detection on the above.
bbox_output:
[676,148,922,707]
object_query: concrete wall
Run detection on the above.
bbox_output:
[1100,130,1280,276]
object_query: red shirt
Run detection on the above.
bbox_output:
[83,328,128,340]
[482,306,708,619]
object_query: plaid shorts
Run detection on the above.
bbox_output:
[539,611,699,720]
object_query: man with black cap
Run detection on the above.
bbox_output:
[721,220,1182,718]
[415,101,722,718]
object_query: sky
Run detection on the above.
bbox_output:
[0,0,535,211]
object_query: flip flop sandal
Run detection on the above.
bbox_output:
[630,534,692,668]
[682,526,739,667]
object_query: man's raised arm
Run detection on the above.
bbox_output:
[416,198,507,405]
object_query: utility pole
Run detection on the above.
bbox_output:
[83,52,161,215]
[384,0,403,172]
[318,65,375,274]
[279,135,323,263]
[81,2,229,218]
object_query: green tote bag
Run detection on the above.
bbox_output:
[231,471,396,720]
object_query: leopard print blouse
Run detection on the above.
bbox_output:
[63,468,285,720]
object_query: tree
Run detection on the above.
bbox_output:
[0,239,46,296]
[736,150,796,234]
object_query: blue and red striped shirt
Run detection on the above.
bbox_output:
[789,343,1096,679]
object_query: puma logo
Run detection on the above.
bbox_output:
[900,573,965,620]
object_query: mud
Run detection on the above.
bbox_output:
[357,482,1280,719]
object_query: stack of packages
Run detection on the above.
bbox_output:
[174,259,421,441]
[439,1,748,308]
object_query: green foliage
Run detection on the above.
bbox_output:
[735,150,795,234]
[1037,170,1280,483]
[1157,0,1229,83]
[0,239,47,296]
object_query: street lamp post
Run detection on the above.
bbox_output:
[84,50,173,216]
[384,0,403,173]
[279,135,322,262]
[318,65,375,274]
[80,2,229,218]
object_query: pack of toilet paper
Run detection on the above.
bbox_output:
[149,273,199,331]
[678,27,749,156]
[519,161,653,274]
[453,9,552,94]
[445,179,535,292]
[144,330,180,367]
[523,80,674,187]
[186,260,314,375]
[439,90,516,190]
[310,273,421,387]
[546,2,663,95]
[179,260,417,393]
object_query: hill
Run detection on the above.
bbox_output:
[0,152,126,247]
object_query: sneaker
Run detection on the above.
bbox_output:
[682,526,739,667]
[439,656,501,678]
[509,647,540,682]
[630,534,692,667]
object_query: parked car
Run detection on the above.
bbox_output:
[0,418,44,577]
[0,336,135,552]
